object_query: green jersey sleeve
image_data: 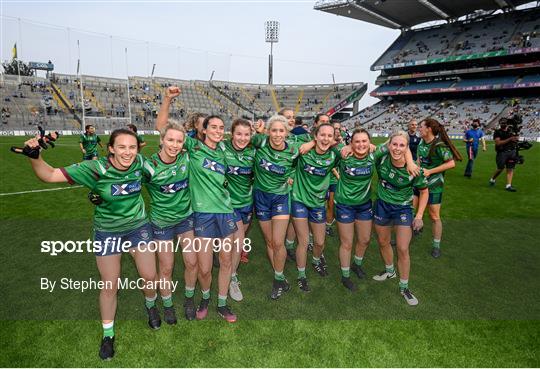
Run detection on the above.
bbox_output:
[61,160,100,189]
[251,134,267,148]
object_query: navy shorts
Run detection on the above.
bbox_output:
[373,199,413,227]
[414,188,442,205]
[83,153,98,160]
[151,214,194,240]
[233,204,253,225]
[193,212,237,238]
[291,201,326,224]
[94,222,152,256]
[335,201,373,223]
[325,183,337,200]
[254,189,290,221]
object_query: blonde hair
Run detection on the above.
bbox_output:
[160,119,185,138]
[267,115,290,132]
[388,130,409,145]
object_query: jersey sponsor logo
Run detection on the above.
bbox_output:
[111,181,142,196]
[380,179,397,191]
[202,158,225,175]
[227,166,253,176]
[160,179,189,193]
[259,159,286,175]
[344,165,371,176]
[303,164,327,177]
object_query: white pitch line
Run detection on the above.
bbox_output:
[0,185,83,196]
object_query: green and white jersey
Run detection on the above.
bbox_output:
[223,140,256,208]
[335,149,377,206]
[183,136,233,214]
[61,155,147,232]
[288,132,312,144]
[292,148,339,208]
[80,133,101,155]
[143,152,192,228]
[251,134,300,195]
[417,139,453,194]
[329,143,345,188]
[375,146,428,207]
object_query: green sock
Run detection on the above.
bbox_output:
[297,268,306,279]
[102,321,114,338]
[218,295,227,308]
[185,287,195,299]
[285,239,295,250]
[201,289,210,300]
[385,264,395,274]
[341,267,350,278]
[354,255,363,266]
[161,295,173,308]
[433,239,441,249]
[274,271,285,281]
[399,279,409,291]
[145,294,157,309]
[231,273,239,283]
[312,256,320,265]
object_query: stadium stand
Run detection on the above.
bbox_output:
[316,1,539,139]
[1,73,366,132]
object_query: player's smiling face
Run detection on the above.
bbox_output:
[315,125,334,152]
[268,121,288,147]
[160,128,184,160]
[419,121,430,138]
[389,135,407,161]
[282,110,295,128]
[109,134,138,170]
[352,132,370,157]
[204,118,225,145]
[87,126,96,135]
[232,124,251,150]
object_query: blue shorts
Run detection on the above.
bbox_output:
[193,212,237,238]
[325,183,337,200]
[254,189,290,221]
[335,201,373,223]
[83,153,98,160]
[373,199,413,227]
[151,214,194,240]
[233,204,253,225]
[94,222,152,256]
[291,201,326,224]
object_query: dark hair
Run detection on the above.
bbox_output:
[314,113,329,124]
[85,124,94,132]
[294,116,303,126]
[313,123,333,137]
[202,115,224,129]
[231,118,252,134]
[421,118,462,161]
[108,128,139,155]
[351,128,371,141]
[126,123,138,133]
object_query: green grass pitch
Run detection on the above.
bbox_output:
[0,135,539,367]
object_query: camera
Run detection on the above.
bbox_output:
[501,115,532,164]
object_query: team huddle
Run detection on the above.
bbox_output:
[20,86,461,360]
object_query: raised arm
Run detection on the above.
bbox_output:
[25,137,68,183]
[156,86,181,131]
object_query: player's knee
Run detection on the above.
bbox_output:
[198,267,212,280]
[340,241,352,251]
[159,264,173,278]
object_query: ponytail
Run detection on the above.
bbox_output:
[422,118,462,161]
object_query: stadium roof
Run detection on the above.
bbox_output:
[314,0,534,29]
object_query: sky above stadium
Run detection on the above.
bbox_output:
[1,0,400,109]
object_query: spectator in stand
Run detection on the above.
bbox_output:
[463,119,486,178]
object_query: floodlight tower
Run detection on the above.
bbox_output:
[265,20,279,85]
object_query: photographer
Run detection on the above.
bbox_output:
[489,118,518,192]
